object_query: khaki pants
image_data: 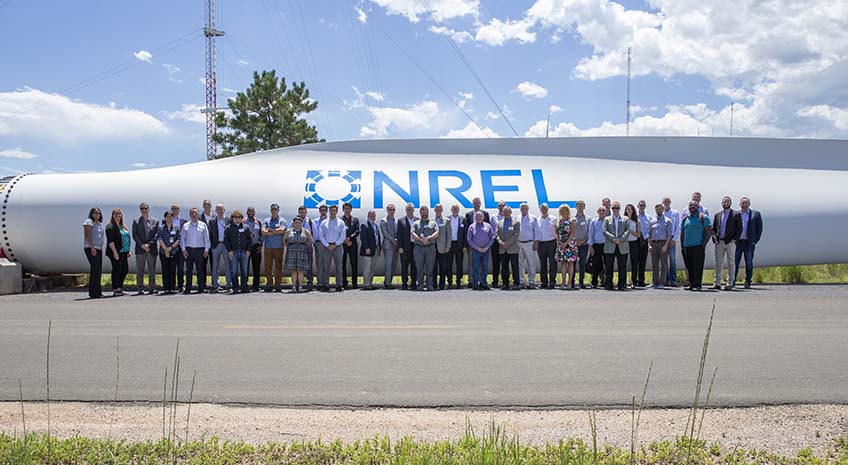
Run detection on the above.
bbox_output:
[264,247,284,288]
[714,241,736,287]
[517,241,536,286]
[361,254,379,287]
[650,241,668,286]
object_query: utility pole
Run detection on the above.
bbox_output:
[626,47,631,136]
[730,101,734,137]
[545,111,550,138]
[202,0,225,160]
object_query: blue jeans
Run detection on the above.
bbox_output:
[734,240,756,284]
[471,249,489,286]
[666,243,678,283]
[228,250,249,292]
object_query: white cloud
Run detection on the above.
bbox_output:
[162,64,182,83]
[428,25,473,43]
[130,162,151,168]
[365,90,385,101]
[797,105,848,132]
[442,121,500,138]
[475,17,536,46]
[484,111,500,120]
[458,92,474,100]
[355,5,368,23]
[133,50,153,63]
[0,147,38,159]
[368,0,479,22]
[515,81,548,99]
[163,103,206,125]
[237,59,249,66]
[0,88,168,142]
[360,100,441,138]
[549,104,562,113]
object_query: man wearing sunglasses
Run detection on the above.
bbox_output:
[132,202,159,295]
[602,201,630,291]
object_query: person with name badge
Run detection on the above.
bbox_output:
[157,210,181,295]
[261,204,286,292]
[245,206,263,292]
[284,216,313,293]
[83,207,105,299]
[554,204,579,290]
[359,210,382,290]
[648,204,673,289]
[105,208,131,296]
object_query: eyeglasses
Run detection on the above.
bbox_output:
[611,207,620,210]
[233,215,243,219]
[140,207,148,210]
[271,207,279,211]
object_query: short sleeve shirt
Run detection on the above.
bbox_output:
[83,219,104,249]
[262,217,286,249]
[681,213,712,247]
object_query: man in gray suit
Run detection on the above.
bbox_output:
[132,202,159,295]
[380,204,399,289]
[497,206,521,290]
[433,204,452,290]
[603,201,631,291]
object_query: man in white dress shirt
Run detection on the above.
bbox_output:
[320,205,346,292]
[517,203,539,289]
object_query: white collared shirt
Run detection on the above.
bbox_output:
[450,215,460,241]
[537,215,556,241]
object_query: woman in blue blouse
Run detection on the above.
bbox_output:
[158,210,181,294]
[105,208,131,296]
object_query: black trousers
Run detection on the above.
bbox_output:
[437,252,449,288]
[447,240,464,284]
[174,251,185,289]
[571,244,589,286]
[400,246,417,287]
[500,253,519,288]
[590,244,605,286]
[343,240,359,287]
[537,240,557,287]
[107,251,129,291]
[604,246,628,290]
[185,247,206,293]
[248,244,262,290]
[491,240,501,285]
[637,237,648,286]
[628,239,642,286]
[160,253,177,292]
[84,248,103,298]
[683,245,706,288]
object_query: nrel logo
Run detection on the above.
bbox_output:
[304,170,362,208]
[305,169,575,209]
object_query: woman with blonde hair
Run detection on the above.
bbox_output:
[104,208,131,296]
[554,204,579,289]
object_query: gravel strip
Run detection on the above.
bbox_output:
[1,403,846,456]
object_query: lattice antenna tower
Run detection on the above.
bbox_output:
[203,0,225,160]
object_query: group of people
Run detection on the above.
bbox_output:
[81,193,763,298]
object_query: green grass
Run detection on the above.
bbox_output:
[1,429,846,465]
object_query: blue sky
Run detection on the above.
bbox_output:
[1,0,846,175]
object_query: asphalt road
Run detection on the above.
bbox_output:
[0,285,846,408]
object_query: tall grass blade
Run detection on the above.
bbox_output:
[685,299,716,465]
[18,379,26,437]
[108,336,120,440]
[632,358,653,465]
[185,369,196,442]
[162,365,168,440]
[695,367,718,443]
[46,320,52,465]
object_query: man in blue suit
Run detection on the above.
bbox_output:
[734,196,763,289]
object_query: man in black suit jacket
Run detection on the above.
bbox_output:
[131,202,160,295]
[464,197,490,288]
[359,210,381,290]
[735,196,764,288]
[207,204,231,292]
[397,203,418,290]
[711,196,743,290]
[341,202,361,289]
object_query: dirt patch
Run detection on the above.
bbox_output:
[1,403,846,456]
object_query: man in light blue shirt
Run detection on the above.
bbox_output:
[313,205,329,291]
[662,196,681,286]
[320,205,346,292]
[587,205,607,288]
[635,200,651,287]
[517,203,539,288]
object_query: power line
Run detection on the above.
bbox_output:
[415,0,519,136]
[373,21,489,138]
[0,28,204,124]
